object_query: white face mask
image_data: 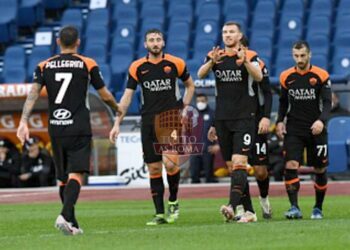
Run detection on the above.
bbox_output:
[196,102,207,111]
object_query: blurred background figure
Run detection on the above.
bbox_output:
[190,93,218,183]
[330,92,350,118]
[0,138,21,188]
[19,137,54,187]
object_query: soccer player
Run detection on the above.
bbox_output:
[17,26,121,235]
[276,41,331,220]
[240,36,273,219]
[112,29,195,225]
[197,22,263,223]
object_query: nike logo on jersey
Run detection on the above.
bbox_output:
[141,70,149,75]
[287,80,296,85]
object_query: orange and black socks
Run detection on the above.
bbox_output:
[229,169,247,211]
[284,169,300,208]
[241,181,254,213]
[167,170,180,202]
[61,179,81,223]
[314,172,328,210]
[150,177,164,214]
[257,177,270,198]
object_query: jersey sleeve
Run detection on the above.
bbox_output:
[179,64,190,82]
[90,66,105,90]
[319,77,332,123]
[33,65,45,86]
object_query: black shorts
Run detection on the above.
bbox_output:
[249,133,269,166]
[284,132,328,168]
[141,123,162,164]
[215,119,255,161]
[50,135,91,183]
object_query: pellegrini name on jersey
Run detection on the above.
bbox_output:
[45,60,84,69]
[143,78,172,91]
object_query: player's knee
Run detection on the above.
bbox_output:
[231,155,248,171]
[286,160,299,169]
[254,166,268,180]
[68,173,84,185]
[148,165,162,177]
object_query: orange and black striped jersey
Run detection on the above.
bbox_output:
[127,53,190,124]
[34,53,105,137]
[205,49,262,120]
[277,65,332,136]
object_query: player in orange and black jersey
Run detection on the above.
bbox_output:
[238,36,273,220]
[198,21,263,223]
[17,26,121,235]
[276,41,332,220]
[115,29,195,225]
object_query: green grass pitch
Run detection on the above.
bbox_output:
[0,196,349,250]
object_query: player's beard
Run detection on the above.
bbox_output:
[147,45,163,57]
[224,38,237,48]
[297,61,309,70]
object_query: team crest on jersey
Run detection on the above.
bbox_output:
[309,77,318,86]
[163,66,172,74]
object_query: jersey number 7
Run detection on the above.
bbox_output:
[55,73,73,104]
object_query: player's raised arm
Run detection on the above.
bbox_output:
[197,47,222,79]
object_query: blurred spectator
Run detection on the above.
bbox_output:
[0,138,21,188]
[19,137,54,187]
[190,93,218,183]
[329,92,350,118]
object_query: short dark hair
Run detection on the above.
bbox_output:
[59,26,79,48]
[240,35,249,47]
[293,40,310,52]
[196,93,208,99]
[223,21,242,32]
[144,29,164,41]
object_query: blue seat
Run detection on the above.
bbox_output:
[168,4,193,24]
[167,21,191,43]
[110,43,134,91]
[335,14,350,38]
[61,9,83,34]
[98,63,112,91]
[251,18,275,40]
[274,53,295,77]
[195,19,219,44]
[331,52,350,76]
[43,0,68,9]
[338,0,350,16]
[307,35,329,58]
[4,45,26,67]
[195,0,219,16]
[328,117,350,173]
[27,46,52,81]
[166,40,188,60]
[281,0,304,19]
[86,8,110,28]
[112,0,137,8]
[83,43,107,65]
[114,24,136,48]
[85,26,109,47]
[333,33,350,50]
[309,0,333,19]
[277,35,300,56]
[250,37,273,63]
[2,66,27,83]
[254,0,276,21]
[223,1,248,23]
[18,0,44,28]
[279,16,303,39]
[197,2,220,22]
[0,0,17,43]
[141,5,165,23]
[168,0,192,14]
[186,59,201,80]
[311,54,328,70]
[193,40,216,61]
[307,16,331,38]
[112,5,138,29]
